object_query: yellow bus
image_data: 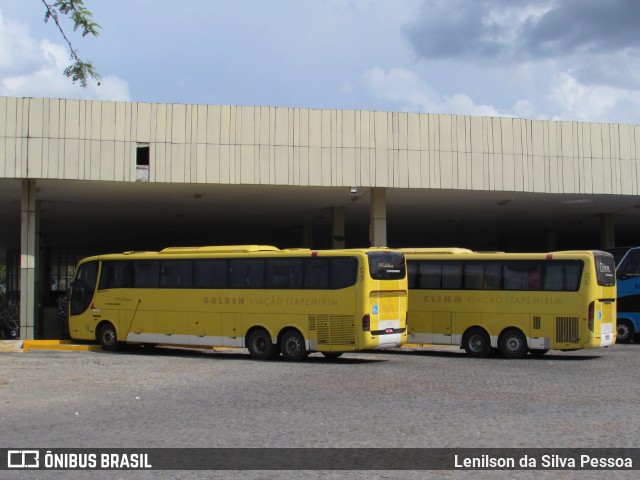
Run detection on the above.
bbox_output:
[68,245,408,360]
[400,248,616,358]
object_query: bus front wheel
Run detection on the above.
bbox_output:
[499,328,528,359]
[97,322,119,351]
[280,330,308,362]
[247,328,276,360]
[321,351,343,360]
[616,320,634,344]
[462,328,492,357]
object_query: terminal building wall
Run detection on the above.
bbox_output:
[2,96,640,195]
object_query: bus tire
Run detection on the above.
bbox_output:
[280,329,308,362]
[529,349,549,356]
[321,351,343,360]
[499,328,528,359]
[97,322,119,351]
[247,328,276,360]
[462,328,492,357]
[616,319,634,344]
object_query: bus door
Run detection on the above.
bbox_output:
[432,311,453,344]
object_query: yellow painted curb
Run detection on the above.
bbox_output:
[0,340,24,352]
[22,340,102,352]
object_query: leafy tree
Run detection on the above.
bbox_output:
[41,0,101,87]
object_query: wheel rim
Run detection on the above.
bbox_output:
[102,327,115,347]
[468,334,486,353]
[617,323,630,340]
[285,336,302,356]
[505,335,523,353]
[253,336,268,354]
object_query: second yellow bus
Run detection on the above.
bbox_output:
[400,248,616,358]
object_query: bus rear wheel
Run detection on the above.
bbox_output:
[462,328,492,357]
[97,322,119,351]
[280,330,308,362]
[247,328,276,360]
[616,320,634,344]
[321,351,343,360]
[499,328,528,359]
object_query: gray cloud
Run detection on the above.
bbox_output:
[405,0,640,61]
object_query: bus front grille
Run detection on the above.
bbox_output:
[311,315,356,346]
[556,316,579,343]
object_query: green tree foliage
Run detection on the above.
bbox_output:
[41,0,101,87]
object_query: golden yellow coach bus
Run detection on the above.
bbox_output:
[69,245,408,361]
[399,248,616,358]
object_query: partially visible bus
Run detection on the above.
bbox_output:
[400,248,616,358]
[604,246,640,343]
[69,245,408,360]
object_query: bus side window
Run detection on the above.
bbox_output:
[98,261,132,289]
[132,261,160,288]
[193,260,228,288]
[406,261,418,289]
[266,259,303,289]
[160,260,193,288]
[330,258,357,289]
[229,260,264,289]
[304,259,329,289]
[442,262,462,289]
[620,252,640,277]
[418,262,442,289]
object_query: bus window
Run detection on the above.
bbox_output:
[593,252,616,286]
[367,252,406,280]
[230,260,264,289]
[618,251,640,277]
[193,260,228,288]
[266,259,303,289]
[98,261,132,289]
[70,261,98,316]
[330,258,357,289]
[133,261,160,288]
[160,260,193,288]
[304,259,329,289]
[419,262,442,289]
[442,262,463,289]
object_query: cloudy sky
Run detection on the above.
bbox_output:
[1,0,639,124]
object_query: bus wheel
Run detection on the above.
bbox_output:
[247,328,275,360]
[462,328,492,357]
[321,351,343,360]
[499,328,528,359]
[97,323,119,351]
[616,320,634,344]
[280,330,308,362]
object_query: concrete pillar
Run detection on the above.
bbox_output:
[20,179,39,339]
[302,224,313,248]
[545,229,557,252]
[369,187,387,247]
[600,213,615,249]
[332,206,345,249]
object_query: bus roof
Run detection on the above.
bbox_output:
[158,245,280,254]
[398,247,474,254]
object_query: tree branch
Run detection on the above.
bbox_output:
[41,0,101,87]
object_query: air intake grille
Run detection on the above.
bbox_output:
[533,316,541,330]
[310,315,355,346]
[556,316,579,343]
